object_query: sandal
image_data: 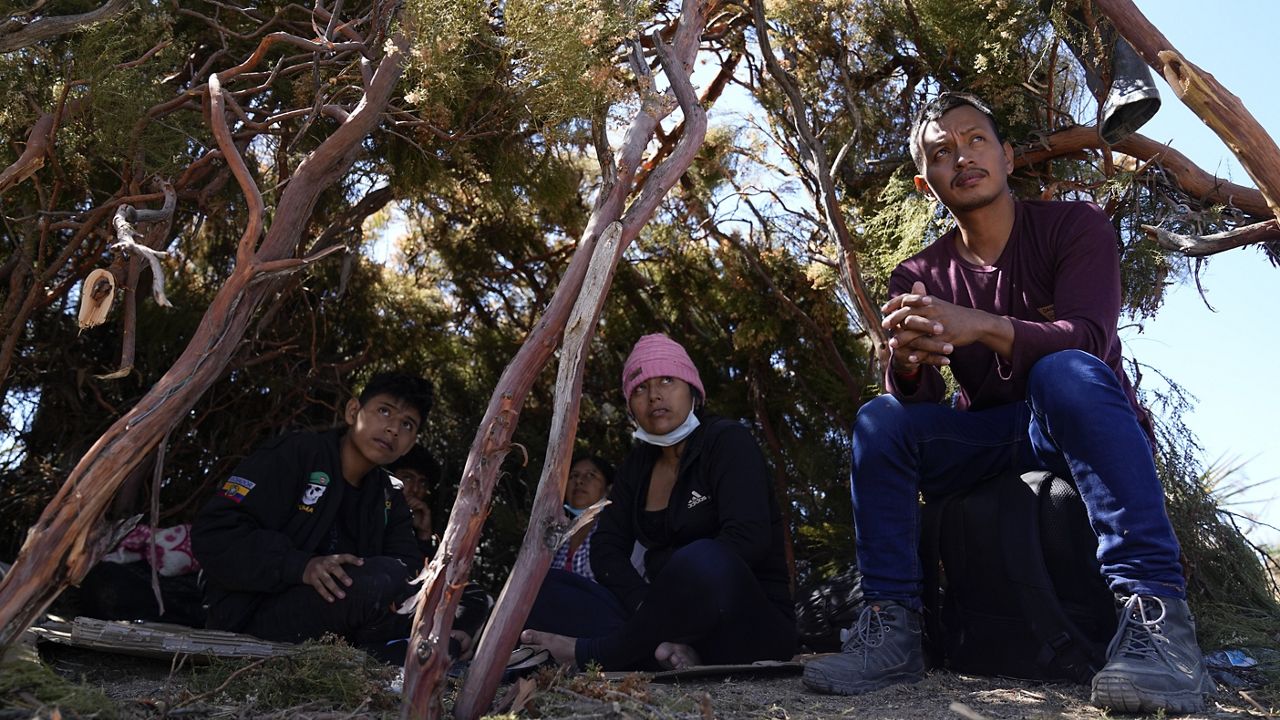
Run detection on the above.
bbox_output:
[502,646,552,682]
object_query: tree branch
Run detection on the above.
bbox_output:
[0,112,54,196]
[748,0,887,369]
[401,3,714,716]
[110,205,172,308]
[451,223,625,719]
[207,74,266,264]
[1142,219,1279,257]
[1093,0,1280,223]
[1015,125,1272,220]
[618,5,712,235]
[0,0,129,53]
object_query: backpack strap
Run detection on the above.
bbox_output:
[919,490,952,669]
[998,470,1104,681]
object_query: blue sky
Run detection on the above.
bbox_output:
[1125,0,1279,545]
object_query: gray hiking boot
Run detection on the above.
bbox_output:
[1090,595,1213,714]
[802,600,925,695]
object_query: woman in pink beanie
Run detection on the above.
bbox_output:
[522,333,796,671]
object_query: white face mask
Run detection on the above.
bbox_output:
[633,410,701,447]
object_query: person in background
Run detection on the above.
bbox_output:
[387,444,494,662]
[388,445,441,554]
[523,453,617,639]
[554,454,615,580]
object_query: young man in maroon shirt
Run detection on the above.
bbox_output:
[801,93,1210,714]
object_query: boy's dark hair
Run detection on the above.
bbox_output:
[910,91,1005,172]
[359,372,434,422]
[571,453,616,485]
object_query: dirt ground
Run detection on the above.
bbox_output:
[640,671,1263,720]
[18,642,1274,720]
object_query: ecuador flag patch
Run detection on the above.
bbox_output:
[218,476,256,503]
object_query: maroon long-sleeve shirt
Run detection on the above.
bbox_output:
[884,200,1151,434]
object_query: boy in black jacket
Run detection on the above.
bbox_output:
[192,373,432,663]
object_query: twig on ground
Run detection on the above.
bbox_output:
[173,657,270,709]
[950,701,992,720]
[1238,690,1269,715]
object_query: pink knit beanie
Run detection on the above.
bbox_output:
[622,333,705,400]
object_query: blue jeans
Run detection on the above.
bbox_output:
[526,568,628,639]
[851,350,1184,608]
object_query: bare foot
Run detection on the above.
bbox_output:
[654,641,701,670]
[520,629,577,667]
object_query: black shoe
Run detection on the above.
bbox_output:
[802,600,925,695]
[1090,595,1213,714]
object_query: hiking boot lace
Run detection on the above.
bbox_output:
[1108,594,1171,663]
[841,604,890,669]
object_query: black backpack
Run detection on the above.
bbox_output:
[921,470,1118,683]
[795,568,864,653]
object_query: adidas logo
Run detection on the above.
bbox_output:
[687,491,709,509]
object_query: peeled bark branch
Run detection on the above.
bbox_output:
[451,222,625,719]
[1014,125,1271,220]
[1092,0,1280,223]
[208,74,266,263]
[619,9,710,234]
[1142,219,1279,257]
[632,47,743,190]
[110,206,171,308]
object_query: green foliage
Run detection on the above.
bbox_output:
[186,637,399,713]
[860,168,947,300]
[0,659,120,718]
[401,0,642,138]
[797,521,857,580]
[1,0,1275,660]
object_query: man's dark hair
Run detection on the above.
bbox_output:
[909,91,1005,172]
[389,445,441,485]
[571,453,616,485]
[359,372,434,422]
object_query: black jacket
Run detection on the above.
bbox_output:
[191,429,423,631]
[590,414,793,616]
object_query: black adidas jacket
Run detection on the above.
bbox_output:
[191,429,423,631]
[590,414,793,616]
